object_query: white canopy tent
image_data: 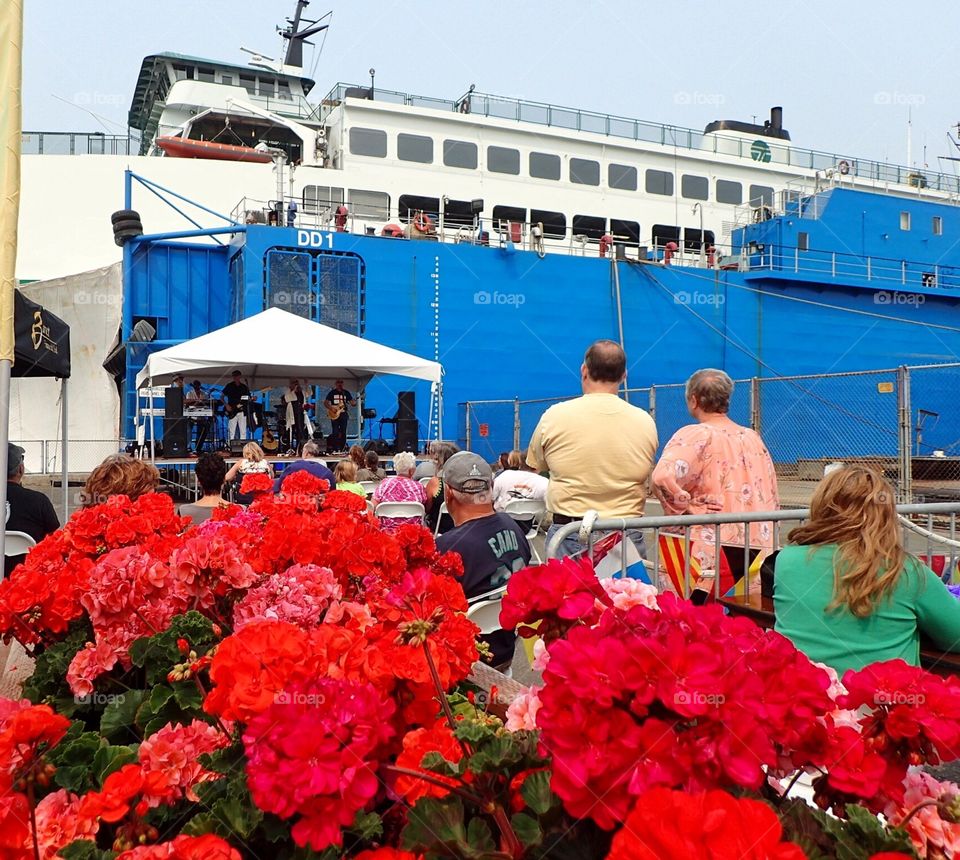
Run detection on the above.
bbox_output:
[135,308,442,455]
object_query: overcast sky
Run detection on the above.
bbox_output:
[22,0,960,172]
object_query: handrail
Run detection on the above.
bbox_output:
[546,502,960,562]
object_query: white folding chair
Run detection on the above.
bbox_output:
[433,502,449,536]
[466,585,508,634]
[374,501,426,521]
[503,498,547,564]
[359,481,378,497]
[418,477,432,487]
[4,531,36,557]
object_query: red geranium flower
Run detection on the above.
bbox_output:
[394,719,465,803]
[321,488,369,513]
[79,763,169,824]
[0,701,70,792]
[239,472,273,496]
[115,834,242,859]
[607,788,807,860]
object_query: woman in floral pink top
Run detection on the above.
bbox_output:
[652,369,779,598]
[371,451,427,531]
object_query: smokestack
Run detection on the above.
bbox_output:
[770,106,783,131]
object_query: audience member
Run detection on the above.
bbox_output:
[5,444,59,576]
[334,460,366,496]
[527,340,657,558]
[413,441,438,480]
[82,454,160,507]
[652,368,779,600]
[493,450,548,511]
[493,452,510,478]
[179,453,230,525]
[371,451,427,530]
[356,450,387,482]
[774,466,960,675]
[225,441,273,483]
[424,441,460,534]
[348,445,366,471]
[273,441,335,493]
[435,452,531,671]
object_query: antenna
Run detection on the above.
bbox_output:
[280,1,331,69]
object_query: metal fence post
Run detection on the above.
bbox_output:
[897,366,912,503]
[648,385,656,422]
[750,377,761,434]
[465,402,472,452]
[513,398,520,450]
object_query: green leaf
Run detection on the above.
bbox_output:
[48,725,104,793]
[822,803,919,860]
[198,743,245,777]
[511,812,542,849]
[172,681,203,710]
[402,796,467,853]
[58,840,117,860]
[454,719,495,745]
[92,743,138,786]
[182,796,263,840]
[521,769,556,815]
[129,611,218,685]
[420,750,461,777]
[99,689,148,742]
[466,735,523,774]
[21,622,91,709]
[349,809,383,841]
[466,817,497,852]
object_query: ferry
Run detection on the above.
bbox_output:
[14,1,960,466]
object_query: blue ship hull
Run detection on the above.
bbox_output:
[121,187,960,458]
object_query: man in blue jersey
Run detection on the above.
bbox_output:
[435,452,530,671]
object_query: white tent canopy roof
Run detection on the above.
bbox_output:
[135,308,442,390]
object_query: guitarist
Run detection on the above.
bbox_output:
[221,370,251,441]
[324,379,356,453]
[282,378,314,453]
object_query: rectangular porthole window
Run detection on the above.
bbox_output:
[349,128,388,158]
[608,163,638,191]
[645,169,674,196]
[933,215,942,236]
[397,133,433,164]
[749,185,774,207]
[900,211,911,231]
[443,139,478,169]
[570,158,600,186]
[716,179,743,205]
[348,189,390,219]
[681,174,709,200]
[487,146,521,175]
[530,209,566,238]
[529,152,561,180]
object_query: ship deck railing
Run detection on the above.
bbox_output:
[21,131,141,156]
[320,82,960,195]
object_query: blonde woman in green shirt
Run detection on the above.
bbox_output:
[774,465,960,676]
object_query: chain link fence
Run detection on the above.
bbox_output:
[459,363,960,505]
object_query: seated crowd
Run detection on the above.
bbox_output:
[10,337,960,679]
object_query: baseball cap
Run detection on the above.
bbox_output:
[443,451,493,493]
[7,444,24,476]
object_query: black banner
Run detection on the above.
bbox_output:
[13,291,71,379]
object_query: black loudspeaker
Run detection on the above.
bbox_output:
[164,386,184,419]
[163,418,189,457]
[229,439,245,455]
[398,391,416,422]
[395,418,418,453]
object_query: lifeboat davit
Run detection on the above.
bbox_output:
[155,136,274,164]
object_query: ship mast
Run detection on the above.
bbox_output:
[280,1,329,69]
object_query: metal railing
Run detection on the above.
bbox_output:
[14,440,128,475]
[322,82,960,195]
[461,362,960,505]
[546,503,960,596]
[21,131,140,156]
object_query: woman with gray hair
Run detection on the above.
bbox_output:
[371,450,428,531]
[651,368,779,601]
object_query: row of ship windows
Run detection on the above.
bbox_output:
[171,63,293,99]
[348,127,774,206]
[301,186,713,246]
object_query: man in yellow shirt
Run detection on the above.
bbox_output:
[526,340,658,559]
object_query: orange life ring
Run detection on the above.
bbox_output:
[381,223,403,238]
[413,212,432,233]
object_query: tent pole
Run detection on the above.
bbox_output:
[437,380,444,444]
[149,379,155,466]
[0,362,9,565]
[61,378,68,519]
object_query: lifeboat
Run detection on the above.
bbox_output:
[155,136,274,164]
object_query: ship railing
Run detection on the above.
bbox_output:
[321,82,960,196]
[21,131,140,156]
[740,243,960,290]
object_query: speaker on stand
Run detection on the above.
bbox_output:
[163,386,189,457]
[395,418,418,453]
[398,391,416,421]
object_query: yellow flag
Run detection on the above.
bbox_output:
[0,0,23,363]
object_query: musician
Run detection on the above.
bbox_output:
[221,370,251,441]
[185,379,212,453]
[324,379,355,453]
[282,378,314,452]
